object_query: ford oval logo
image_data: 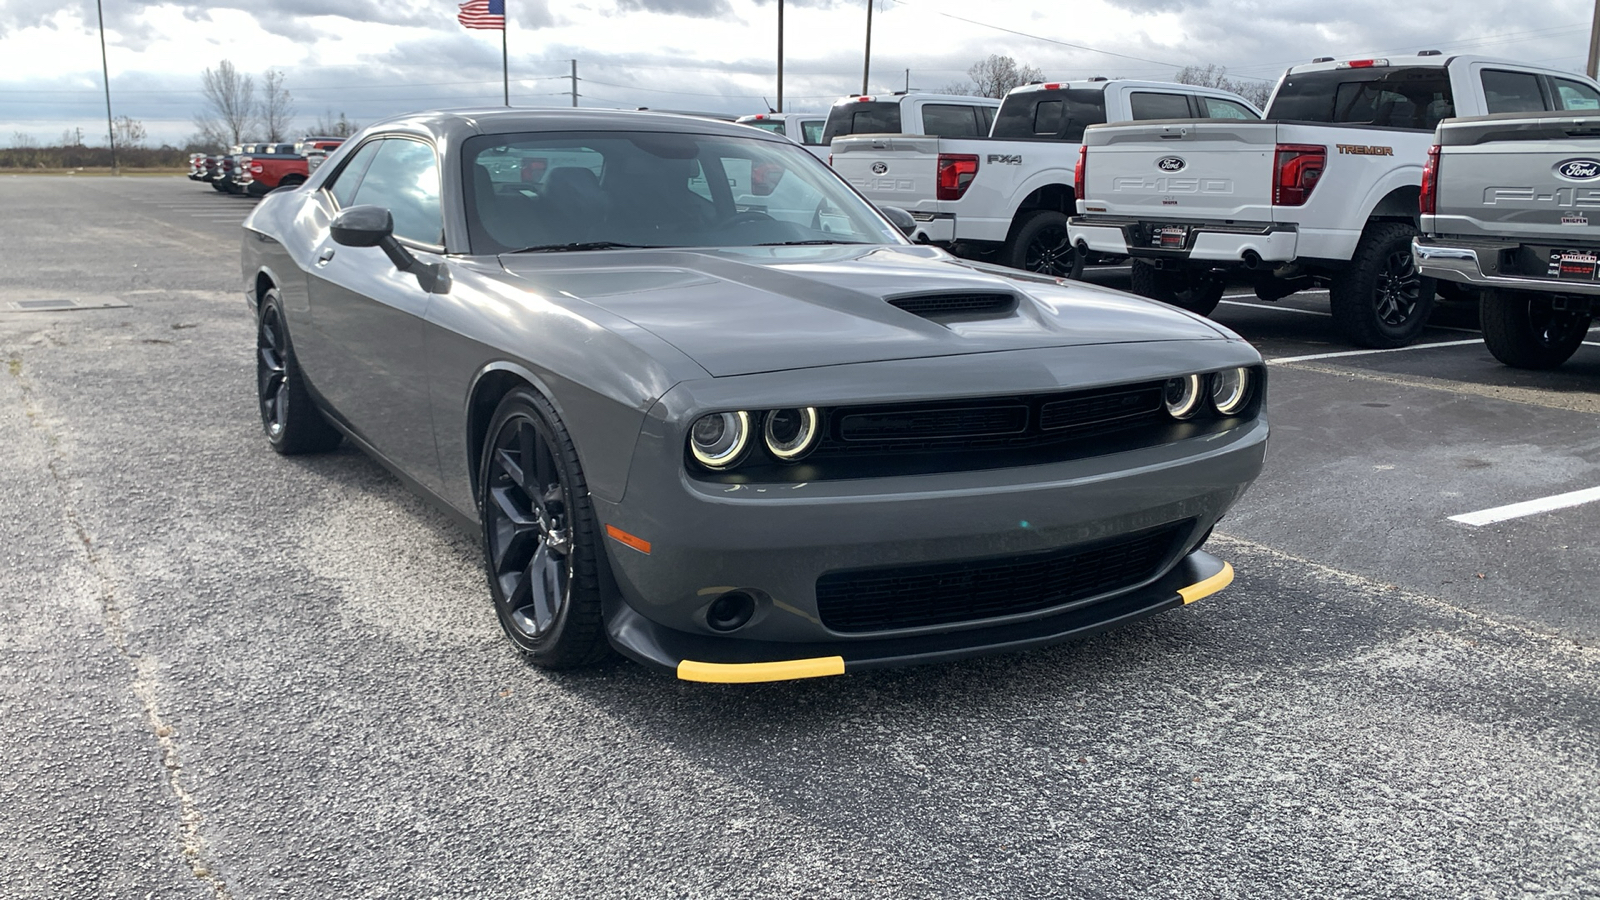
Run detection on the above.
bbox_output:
[1556,158,1600,180]
[1156,156,1186,173]
[871,161,889,175]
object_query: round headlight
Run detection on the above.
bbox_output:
[763,407,821,461]
[1209,367,1251,415]
[1164,375,1204,420]
[689,411,751,469]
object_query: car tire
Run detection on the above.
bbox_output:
[1129,260,1225,316]
[1329,221,1436,349]
[479,388,611,669]
[1006,210,1079,279]
[256,290,343,455]
[1479,289,1591,370]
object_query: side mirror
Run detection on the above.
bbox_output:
[879,205,916,237]
[330,205,450,294]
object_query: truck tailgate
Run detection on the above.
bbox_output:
[1433,114,1600,242]
[1081,121,1278,222]
[830,135,942,209]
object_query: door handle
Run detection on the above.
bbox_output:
[317,247,336,264]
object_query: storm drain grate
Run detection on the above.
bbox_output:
[10,299,81,311]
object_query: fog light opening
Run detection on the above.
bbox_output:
[706,591,757,632]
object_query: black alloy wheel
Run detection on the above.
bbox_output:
[1330,221,1437,349]
[256,291,341,455]
[1007,210,1080,279]
[480,389,609,668]
[1480,289,1592,370]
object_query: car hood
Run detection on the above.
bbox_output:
[495,245,1227,377]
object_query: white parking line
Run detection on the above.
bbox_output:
[1222,289,1331,299]
[1450,485,1600,526]
[1268,339,1483,364]
[1219,299,1332,317]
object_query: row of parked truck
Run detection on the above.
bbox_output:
[187,137,345,196]
[806,52,1598,367]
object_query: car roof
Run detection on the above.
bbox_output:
[1003,79,1248,99]
[829,93,1001,107]
[357,107,794,146]
[1282,53,1595,78]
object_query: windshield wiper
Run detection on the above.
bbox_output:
[508,241,662,253]
[752,240,871,246]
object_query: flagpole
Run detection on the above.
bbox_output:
[501,11,509,106]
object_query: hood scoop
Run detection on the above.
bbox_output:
[887,291,1017,319]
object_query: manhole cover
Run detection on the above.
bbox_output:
[11,299,80,311]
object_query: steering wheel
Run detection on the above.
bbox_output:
[717,210,776,229]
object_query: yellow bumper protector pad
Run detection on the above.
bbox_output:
[1178,561,1234,605]
[677,656,846,684]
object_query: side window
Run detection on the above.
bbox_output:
[801,120,825,144]
[327,140,383,209]
[1554,78,1600,111]
[1203,97,1258,120]
[1482,69,1548,113]
[922,104,982,137]
[978,105,996,134]
[349,139,443,246]
[1131,92,1194,120]
[1032,99,1064,136]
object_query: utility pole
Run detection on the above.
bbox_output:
[95,0,117,174]
[861,0,873,95]
[905,68,909,92]
[501,21,509,106]
[777,0,784,112]
[570,59,579,107]
[1589,0,1600,79]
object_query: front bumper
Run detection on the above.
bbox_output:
[612,552,1234,682]
[1069,216,1298,264]
[590,345,1268,682]
[1413,236,1600,297]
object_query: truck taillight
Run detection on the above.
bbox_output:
[936,153,979,201]
[1273,144,1325,206]
[1073,143,1087,203]
[1419,144,1441,216]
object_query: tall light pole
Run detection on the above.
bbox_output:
[95,0,118,174]
[861,0,873,95]
[1589,0,1600,78]
[777,0,784,112]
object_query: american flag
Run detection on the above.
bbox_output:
[458,0,505,30]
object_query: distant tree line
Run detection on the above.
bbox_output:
[191,59,362,148]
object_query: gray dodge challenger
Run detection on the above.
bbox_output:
[240,108,1268,683]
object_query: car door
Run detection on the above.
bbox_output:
[306,136,446,490]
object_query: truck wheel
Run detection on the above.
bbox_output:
[1005,210,1078,278]
[1479,290,1591,370]
[1130,260,1224,316]
[1329,221,1436,348]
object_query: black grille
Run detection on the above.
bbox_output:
[839,404,1027,442]
[816,523,1187,633]
[1040,386,1163,431]
[888,292,1015,317]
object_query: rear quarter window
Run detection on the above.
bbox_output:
[1130,92,1194,120]
[1482,69,1547,114]
[1555,78,1600,111]
[921,104,983,137]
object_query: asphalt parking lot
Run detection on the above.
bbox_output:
[3,174,1598,898]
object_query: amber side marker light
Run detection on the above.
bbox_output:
[605,525,652,554]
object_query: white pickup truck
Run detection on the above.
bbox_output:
[830,79,1261,276]
[736,112,829,160]
[820,92,1002,146]
[1068,53,1600,347]
[1414,109,1600,369]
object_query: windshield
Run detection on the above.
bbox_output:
[1266,66,1454,130]
[463,131,905,254]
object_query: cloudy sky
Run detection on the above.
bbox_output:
[0,0,1593,147]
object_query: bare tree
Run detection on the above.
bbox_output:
[11,132,37,149]
[1174,64,1273,109]
[261,69,295,141]
[198,60,257,144]
[954,55,1045,99]
[312,110,362,138]
[112,116,147,148]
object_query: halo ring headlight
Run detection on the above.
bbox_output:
[763,407,821,461]
[1210,367,1251,415]
[689,411,751,469]
[1164,375,1204,420]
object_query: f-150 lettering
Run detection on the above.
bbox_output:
[1111,176,1233,194]
[1481,187,1600,207]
